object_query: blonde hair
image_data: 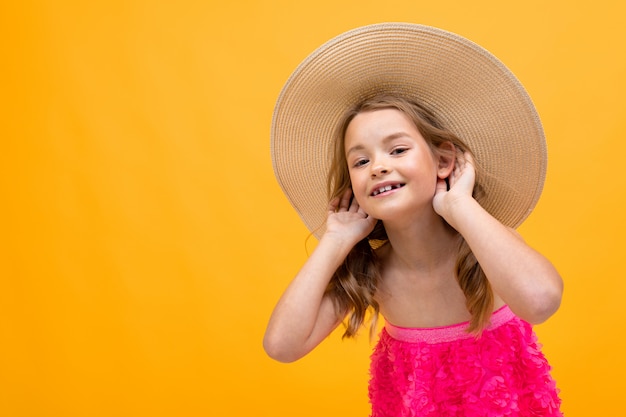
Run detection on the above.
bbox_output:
[326,94,493,338]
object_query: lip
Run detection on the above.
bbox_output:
[370,181,405,197]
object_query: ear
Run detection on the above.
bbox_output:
[435,141,456,179]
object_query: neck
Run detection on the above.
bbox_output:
[382,211,460,273]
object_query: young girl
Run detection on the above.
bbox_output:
[265,23,563,416]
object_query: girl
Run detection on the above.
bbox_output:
[265,24,563,416]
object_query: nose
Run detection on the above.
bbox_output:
[370,163,389,178]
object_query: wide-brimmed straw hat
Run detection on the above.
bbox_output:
[271,23,546,238]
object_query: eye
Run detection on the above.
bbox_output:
[352,158,369,168]
[391,147,408,155]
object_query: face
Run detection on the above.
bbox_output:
[344,108,445,221]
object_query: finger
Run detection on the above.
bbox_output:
[446,162,458,188]
[328,196,340,214]
[357,205,371,218]
[458,151,476,180]
[348,195,360,212]
[338,188,352,211]
[455,150,466,171]
[452,163,461,186]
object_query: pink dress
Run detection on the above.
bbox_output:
[369,306,562,416]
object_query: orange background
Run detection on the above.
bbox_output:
[1,1,625,416]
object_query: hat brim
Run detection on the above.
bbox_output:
[271,23,546,238]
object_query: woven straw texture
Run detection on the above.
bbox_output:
[271,23,546,238]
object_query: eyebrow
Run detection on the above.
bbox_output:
[345,131,410,156]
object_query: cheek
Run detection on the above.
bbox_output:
[348,173,368,198]
[347,170,358,187]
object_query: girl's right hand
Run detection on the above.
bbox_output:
[325,188,378,245]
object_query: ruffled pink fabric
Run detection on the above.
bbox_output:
[369,306,562,416]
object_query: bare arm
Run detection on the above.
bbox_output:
[263,189,378,362]
[433,153,563,324]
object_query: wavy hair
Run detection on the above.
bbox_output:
[325,94,492,338]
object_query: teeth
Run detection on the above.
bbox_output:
[373,184,401,196]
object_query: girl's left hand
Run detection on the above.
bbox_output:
[432,151,476,221]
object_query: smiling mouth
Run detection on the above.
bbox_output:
[371,184,405,196]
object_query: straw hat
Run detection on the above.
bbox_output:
[271,23,546,238]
